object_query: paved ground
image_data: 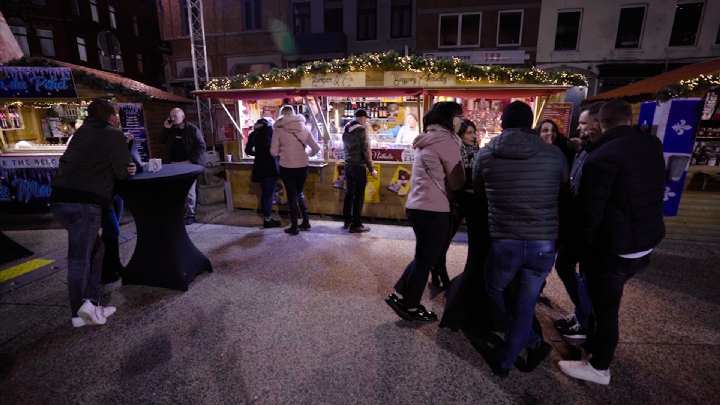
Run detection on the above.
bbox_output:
[1,212,719,405]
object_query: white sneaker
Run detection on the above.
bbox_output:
[558,360,611,385]
[102,305,117,318]
[77,300,107,326]
[71,306,116,328]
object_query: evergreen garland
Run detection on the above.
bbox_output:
[206,51,588,90]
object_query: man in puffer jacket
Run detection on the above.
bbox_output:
[473,101,568,377]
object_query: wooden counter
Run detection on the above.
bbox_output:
[224,160,411,220]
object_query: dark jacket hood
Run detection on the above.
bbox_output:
[488,128,542,160]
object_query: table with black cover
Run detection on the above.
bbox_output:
[118,163,212,291]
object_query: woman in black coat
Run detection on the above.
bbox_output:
[245,119,281,228]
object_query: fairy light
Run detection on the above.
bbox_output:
[203,51,589,91]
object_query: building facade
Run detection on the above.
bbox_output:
[0,0,166,88]
[157,0,287,94]
[415,0,541,66]
[536,0,720,95]
[158,0,418,95]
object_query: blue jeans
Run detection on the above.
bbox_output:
[51,202,104,316]
[101,195,124,277]
[555,244,593,329]
[486,239,556,369]
[260,177,277,219]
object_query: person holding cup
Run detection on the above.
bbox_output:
[50,99,136,327]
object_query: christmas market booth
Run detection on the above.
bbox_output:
[590,58,720,212]
[195,53,586,220]
[0,59,192,209]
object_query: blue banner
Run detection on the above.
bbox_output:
[662,99,702,154]
[638,101,656,132]
[663,167,687,216]
[0,156,59,205]
[0,67,77,98]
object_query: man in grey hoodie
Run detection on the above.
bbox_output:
[474,101,568,376]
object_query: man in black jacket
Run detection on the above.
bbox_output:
[559,99,665,385]
[51,99,136,328]
[474,101,568,376]
[342,109,376,233]
[554,102,604,342]
[162,107,206,224]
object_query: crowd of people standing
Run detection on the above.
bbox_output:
[384,98,666,386]
[50,95,666,387]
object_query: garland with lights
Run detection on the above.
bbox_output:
[206,52,588,91]
[656,73,720,102]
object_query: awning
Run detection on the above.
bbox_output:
[424,86,569,99]
[590,58,720,101]
[194,85,569,101]
[50,59,193,103]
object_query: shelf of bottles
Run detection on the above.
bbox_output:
[0,105,25,131]
[327,97,420,162]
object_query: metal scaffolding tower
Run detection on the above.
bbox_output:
[186,0,214,149]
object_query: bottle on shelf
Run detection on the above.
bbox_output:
[0,111,8,129]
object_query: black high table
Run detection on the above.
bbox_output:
[118,163,212,291]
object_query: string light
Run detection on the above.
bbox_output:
[657,73,720,101]
[205,51,588,91]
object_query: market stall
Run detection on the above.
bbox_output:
[590,58,720,212]
[0,59,192,209]
[196,53,585,220]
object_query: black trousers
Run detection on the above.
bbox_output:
[437,191,482,272]
[343,165,367,226]
[394,209,451,307]
[586,252,649,370]
[280,166,309,227]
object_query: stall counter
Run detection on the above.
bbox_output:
[224,160,412,220]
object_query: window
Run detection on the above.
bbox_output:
[438,13,481,47]
[98,31,124,72]
[36,29,55,57]
[615,6,646,48]
[554,10,582,50]
[293,1,311,34]
[497,10,523,46]
[9,25,30,56]
[137,53,143,73]
[90,0,99,23]
[77,37,88,62]
[109,5,117,29]
[357,0,377,41]
[391,0,412,38]
[243,0,262,30]
[132,16,140,36]
[669,2,704,47]
[180,0,190,36]
[71,0,80,16]
[324,0,343,33]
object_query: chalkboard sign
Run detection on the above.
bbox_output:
[0,67,77,98]
[118,103,150,162]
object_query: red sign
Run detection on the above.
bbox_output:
[541,102,574,137]
[371,148,404,162]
